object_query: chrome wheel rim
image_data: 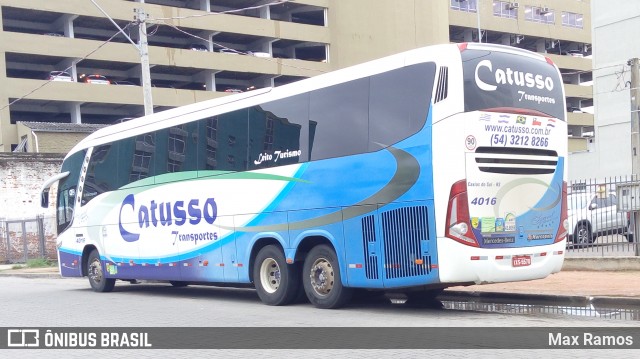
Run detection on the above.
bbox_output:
[309,257,334,296]
[576,227,589,243]
[259,257,280,294]
[89,258,103,284]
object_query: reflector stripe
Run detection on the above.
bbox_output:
[183,263,192,267]
[348,264,363,269]
[470,256,488,260]
[554,250,563,255]
[233,263,243,267]
[430,264,438,269]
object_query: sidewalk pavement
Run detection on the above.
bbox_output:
[1,260,638,304]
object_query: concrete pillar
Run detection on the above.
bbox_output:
[56,14,78,38]
[203,70,219,92]
[207,32,221,51]
[61,58,79,81]
[259,4,270,19]
[69,103,82,124]
[199,0,210,12]
[463,29,474,42]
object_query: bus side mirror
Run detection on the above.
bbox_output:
[41,190,50,208]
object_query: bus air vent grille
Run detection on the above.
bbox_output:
[435,66,449,103]
[474,146,558,175]
[381,206,431,279]
[361,214,379,280]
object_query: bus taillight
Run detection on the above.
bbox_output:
[445,180,480,247]
[554,181,569,243]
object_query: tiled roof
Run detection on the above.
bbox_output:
[18,121,108,133]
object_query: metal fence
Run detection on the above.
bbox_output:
[0,216,57,264]
[567,176,640,257]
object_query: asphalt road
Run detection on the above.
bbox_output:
[1,276,637,358]
[0,276,633,327]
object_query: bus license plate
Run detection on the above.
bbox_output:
[512,255,531,267]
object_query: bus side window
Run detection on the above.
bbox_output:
[252,93,310,169]
[369,62,436,151]
[308,78,369,161]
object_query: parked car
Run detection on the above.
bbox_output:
[218,48,239,55]
[79,74,110,85]
[248,51,271,58]
[567,191,633,245]
[112,80,136,86]
[47,71,73,82]
[224,88,243,93]
[188,44,208,51]
[564,50,584,58]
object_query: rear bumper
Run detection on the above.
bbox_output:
[437,237,565,284]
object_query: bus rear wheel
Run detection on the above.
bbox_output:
[87,249,115,292]
[303,245,352,309]
[253,245,300,306]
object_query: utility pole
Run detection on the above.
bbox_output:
[629,58,640,255]
[90,1,154,115]
[135,8,154,116]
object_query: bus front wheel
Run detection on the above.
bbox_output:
[253,245,300,306]
[87,249,115,292]
[303,245,352,309]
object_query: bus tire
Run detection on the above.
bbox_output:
[253,245,300,306]
[87,249,115,293]
[303,245,352,309]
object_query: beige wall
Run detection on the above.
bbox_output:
[449,0,591,44]
[328,0,449,68]
[16,123,92,154]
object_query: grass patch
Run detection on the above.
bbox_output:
[25,258,57,268]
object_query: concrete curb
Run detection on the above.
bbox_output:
[563,257,640,271]
[0,272,61,279]
[443,290,640,308]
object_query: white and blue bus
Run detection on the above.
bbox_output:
[41,43,568,309]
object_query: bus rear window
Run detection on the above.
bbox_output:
[461,49,565,120]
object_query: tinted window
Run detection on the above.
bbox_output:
[252,93,310,169]
[193,109,249,172]
[309,77,370,160]
[369,63,436,151]
[129,132,156,182]
[462,49,565,120]
[57,150,85,234]
[84,141,132,196]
